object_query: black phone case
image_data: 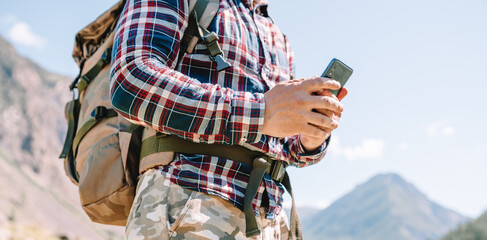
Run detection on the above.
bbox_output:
[321,58,353,96]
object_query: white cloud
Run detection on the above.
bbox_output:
[330,136,385,161]
[399,142,409,150]
[316,200,331,209]
[442,126,456,136]
[427,121,456,137]
[7,21,47,50]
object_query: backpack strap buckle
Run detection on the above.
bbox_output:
[92,106,107,120]
[201,32,231,71]
[91,106,118,120]
[202,32,218,45]
[210,54,232,72]
[264,157,286,182]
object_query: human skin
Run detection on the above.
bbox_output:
[301,84,348,151]
[262,77,348,151]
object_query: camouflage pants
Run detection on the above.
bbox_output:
[126,169,289,240]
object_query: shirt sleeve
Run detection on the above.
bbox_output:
[109,0,265,145]
[277,35,329,168]
[263,134,328,168]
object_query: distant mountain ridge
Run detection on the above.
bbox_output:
[0,35,122,239]
[302,173,468,240]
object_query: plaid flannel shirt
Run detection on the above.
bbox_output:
[110,0,328,219]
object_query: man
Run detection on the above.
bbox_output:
[110,0,348,239]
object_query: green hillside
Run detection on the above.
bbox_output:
[442,211,487,240]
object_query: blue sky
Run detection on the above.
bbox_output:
[2,0,486,218]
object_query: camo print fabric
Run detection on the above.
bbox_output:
[126,169,289,239]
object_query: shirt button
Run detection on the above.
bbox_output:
[240,137,247,143]
[199,136,205,141]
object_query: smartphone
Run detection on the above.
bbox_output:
[321,58,353,96]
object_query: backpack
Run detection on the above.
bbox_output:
[59,0,225,226]
[60,1,303,238]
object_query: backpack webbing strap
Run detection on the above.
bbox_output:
[177,13,199,66]
[60,99,80,159]
[179,0,208,54]
[141,134,256,166]
[59,99,81,183]
[76,48,112,94]
[126,125,144,185]
[195,18,231,71]
[282,172,302,240]
[139,134,301,238]
[72,106,118,156]
[177,0,231,71]
[243,157,269,237]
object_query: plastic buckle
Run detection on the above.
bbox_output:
[210,54,231,72]
[265,157,286,183]
[92,106,107,120]
[202,32,219,44]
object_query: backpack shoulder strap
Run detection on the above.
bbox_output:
[178,0,231,71]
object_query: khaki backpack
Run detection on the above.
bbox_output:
[60,0,225,226]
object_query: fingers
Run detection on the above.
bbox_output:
[336,87,348,101]
[305,111,338,130]
[315,108,342,119]
[308,95,344,114]
[302,77,341,93]
[315,86,348,101]
[301,123,332,139]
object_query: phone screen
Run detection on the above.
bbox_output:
[321,58,353,96]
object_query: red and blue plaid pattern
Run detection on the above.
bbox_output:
[110,0,328,219]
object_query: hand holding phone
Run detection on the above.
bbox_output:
[321,58,353,96]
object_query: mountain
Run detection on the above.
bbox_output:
[0,35,123,238]
[302,173,468,240]
[441,211,487,240]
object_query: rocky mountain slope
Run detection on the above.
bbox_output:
[302,173,468,240]
[0,35,122,239]
[441,210,487,240]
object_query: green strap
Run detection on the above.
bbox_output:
[176,0,231,71]
[177,0,209,66]
[177,12,198,66]
[76,48,112,94]
[140,134,286,182]
[243,157,270,237]
[142,134,254,167]
[179,12,198,55]
[196,22,231,71]
[140,134,292,237]
[197,27,219,57]
[60,99,80,158]
[192,0,209,21]
[59,99,81,183]
[126,125,144,185]
[282,172,303,240]
[72,106,118,156]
